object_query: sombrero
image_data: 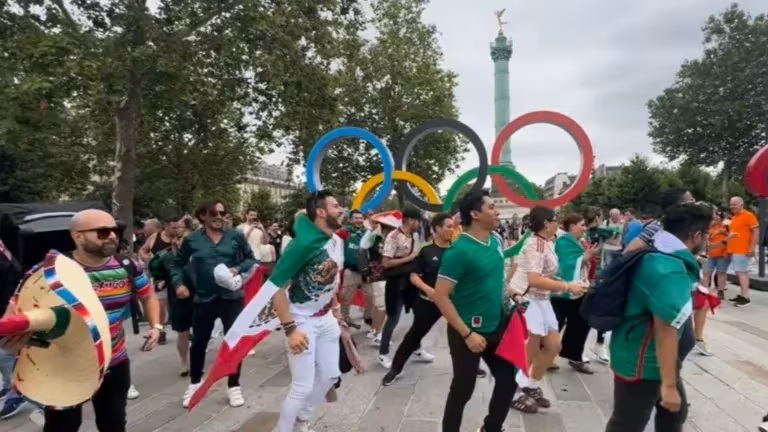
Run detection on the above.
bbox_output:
[370,210,402,229]
[0,250,112,408]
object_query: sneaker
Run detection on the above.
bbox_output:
[413,349,435,363]
[0,396,25,419]
[364,317,373,327]
[325,387,338,403]
[0,388,9,402]
[381,369,403,386]
[717,290,725,300]
[227,386,245,407]
[366,330,377,340]
[182,383,201,408]
[568,360,595,374]
[735,296,752,308]
[294,419,316,432]
[729,294,744,302]
[29,408,44,426]
[695,340,713,356]
[127,384,140,400]
[248,349,256,356]
[370,335,382,347]
[377,354,392,369]
[760,421,768,432]
[476,368,487,378]
[158,330,167,345]
[591,343,610,363]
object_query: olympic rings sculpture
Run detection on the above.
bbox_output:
[306,110,594,214]
[745,144,768,197]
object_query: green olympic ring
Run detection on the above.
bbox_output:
[442,164,538,258]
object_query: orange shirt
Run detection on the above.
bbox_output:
[726,210,759,255]
[707,223,728,258]
[451,226,463,242]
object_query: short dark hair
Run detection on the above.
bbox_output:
[661,187,690,210]
[194,199,224,223]
[562,213,584,232]
[430,212,453,231]
[349,209,363,218]
[583,206,601,224]
[401,206,422,221]
[662,203,713,240]
[306,190,334,220]
[458,189,490,228]
[244,208,257,214]
[625,208,636,215]
[529,206,557,232]
[160,215,180,225]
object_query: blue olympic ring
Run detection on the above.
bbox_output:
[305,127,395,212]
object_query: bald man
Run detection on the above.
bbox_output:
[12,209,161,432]
[727,197,758,307]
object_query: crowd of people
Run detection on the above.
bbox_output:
[0,184,762,432]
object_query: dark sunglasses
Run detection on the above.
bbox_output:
[78,226,119,240]
[208,210,228,217]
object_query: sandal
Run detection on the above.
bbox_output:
[511,394,538,413]
[523,387,551,408]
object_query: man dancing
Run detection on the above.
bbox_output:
[271,191,344,432]
[432,190,521,432]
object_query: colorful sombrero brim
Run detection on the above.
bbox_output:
[13,251,112,408]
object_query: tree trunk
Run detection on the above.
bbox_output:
[112,74,142,248]
[721,161,730,206]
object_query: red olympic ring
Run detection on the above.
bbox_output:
[745,144,768,197]
[490,111,594,209]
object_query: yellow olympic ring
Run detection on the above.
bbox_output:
[352,171,441,211]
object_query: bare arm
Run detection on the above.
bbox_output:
[138,232,157,262]
[140,293,161,328]
[409,272,434,297]
[624,236,647,254]
[272,287,294,325]
[432,277,471,338]
[653,315,679,389]
[749,226,760,253]
[383,254,415,268]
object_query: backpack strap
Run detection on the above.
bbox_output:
[118,257,142,335]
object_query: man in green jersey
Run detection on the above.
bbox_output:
[433,189,523,432]
[606,203,711,432]
[338,210,374,326]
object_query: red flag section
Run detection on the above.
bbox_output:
[495,310,529,375]
[186,266,268,412]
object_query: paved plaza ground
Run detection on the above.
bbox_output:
[4,285,768,432]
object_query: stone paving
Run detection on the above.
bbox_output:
[4,285,768,432]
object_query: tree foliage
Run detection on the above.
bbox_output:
[647,4,768,201]
[246,188,279,225]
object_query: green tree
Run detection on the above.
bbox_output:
[246,188,280,225]
[278,186,309,223]
[294,0,466,202]
[647,4,768,202]
[1,0,363,240]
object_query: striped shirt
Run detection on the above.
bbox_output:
[14,256,152,367]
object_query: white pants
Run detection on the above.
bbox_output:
[525,298,559,337]
[276,312,341,432]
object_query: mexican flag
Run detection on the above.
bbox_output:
[187,215,333,411]
[551,233,585,299]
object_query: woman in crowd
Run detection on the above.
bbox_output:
[551,213,598,374]
[509,207,587,413]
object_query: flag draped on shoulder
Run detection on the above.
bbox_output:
[187,215,331,411]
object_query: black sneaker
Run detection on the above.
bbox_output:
[381,370,403,386]
[476,368,487,378]
[158,330,167,345]
[717,290,725,300]
[729,294,744,302]
[735,296,751,308]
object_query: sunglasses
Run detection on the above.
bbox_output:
[78,226,119,240]
[208,210,228,217]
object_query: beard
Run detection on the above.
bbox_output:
[83,240,117,258]
[326,215,341,230]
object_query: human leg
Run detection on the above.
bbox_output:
[560,297,592,371]
[91,360,131,432]
[386,298,442,380]
[604,378,658,432]
[296,313,341,423]
[43,405,83,432]
[276,316,322,432]
[731,254,751,303]
[183,301,217,408]
[441,326,482,432]
[218,300,245,388]
[339,269,360,322]
[479,327,518,432]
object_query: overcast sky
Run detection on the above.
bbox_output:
[269,0,764,189]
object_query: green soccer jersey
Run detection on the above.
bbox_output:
[438,232,505,333]
[609,248,698,381]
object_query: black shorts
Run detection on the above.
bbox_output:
[168,288,194,332]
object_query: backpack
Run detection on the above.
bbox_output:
[580,247,680,332]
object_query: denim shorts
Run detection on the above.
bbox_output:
[730,254,751,273]
[703,256,730,273]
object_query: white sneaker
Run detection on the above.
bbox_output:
[294,419,316,432]
[695,340,713,356]
[591,343,610,363]
[377,354,392,369]
[366,330,377,340]
[227,386,245,407]
[29,409,44,426]
[760,420,768,432]
[248,349,256,356]
[413,349,435,363]
[182,383,201,408]
[127,385,140,400]
[370,335,382,347]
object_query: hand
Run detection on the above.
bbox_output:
[287,330,309,354]
[747,250,755,258]
[464,332,486,353]
[0,333,32,353]
[566,282,587,295]
[141,328,161,352]
[659,384,681,412]
[176,285,190,299]
[229,267,239,276]
[584,244,599,260]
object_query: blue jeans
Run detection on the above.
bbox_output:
[0,349,14,391]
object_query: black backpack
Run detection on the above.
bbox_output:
[580,247,679,332]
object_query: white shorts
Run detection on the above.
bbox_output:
[525,298,559,336]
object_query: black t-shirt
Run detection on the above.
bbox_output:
[413,242,448,289]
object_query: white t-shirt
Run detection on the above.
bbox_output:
[237,223,270,262]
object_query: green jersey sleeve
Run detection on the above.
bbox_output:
[438,241,466,284]
[636,254,693,329]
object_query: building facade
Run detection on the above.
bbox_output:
[240,164,297,204]
[543,172,576,199]
[593,163,622,178]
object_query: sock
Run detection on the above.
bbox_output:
[528,378,540,389]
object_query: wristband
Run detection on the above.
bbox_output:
[280,320,295,327]
[463,330,473,340]
[284,324,297,336]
